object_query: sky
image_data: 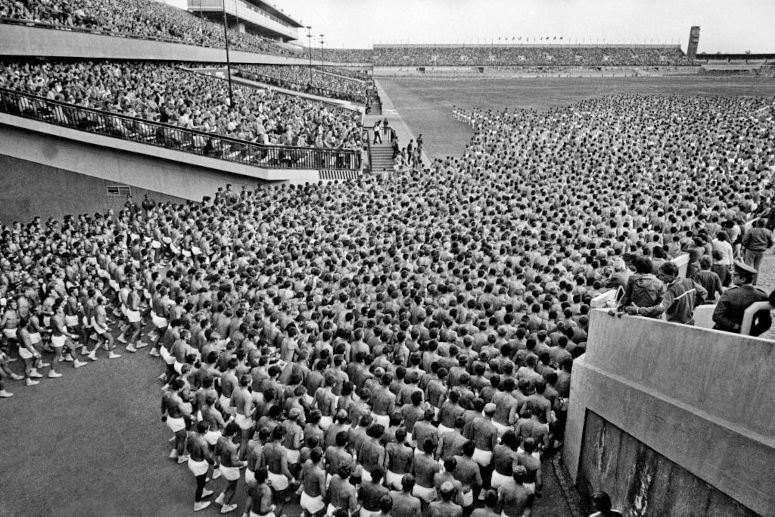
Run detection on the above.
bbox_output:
[279,0,775,53]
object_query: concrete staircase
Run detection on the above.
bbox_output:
[369,140,394,174]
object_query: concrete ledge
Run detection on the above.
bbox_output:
[564,310,775,516]
[0,113,320,182]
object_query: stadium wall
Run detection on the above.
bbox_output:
[564,310,775,516]
[0,24,310,64]
[0,155,185,223]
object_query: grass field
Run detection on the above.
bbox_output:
[379,76,775,159]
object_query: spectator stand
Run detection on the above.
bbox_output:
[221,69,366,113]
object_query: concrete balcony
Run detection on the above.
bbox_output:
[188,0,298,41]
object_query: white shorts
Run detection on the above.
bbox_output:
[235,413,254,431]
[29,332,41,345]
[51,335,67,348]
[460,490,473,507]
[493,421,511,437]
[220,465,241,481]
[386,470,403,490]
[188,458,209,477]
[151,313,168,329]
[245,468,255,485]
[127,309,141,323]
[3,329,17,340]
[286,448,300,465]
[166,416,186,433]
[205,430,222,446]
[220,394,234,414]
[65,315,79,327]
[491,470,512,490]
[372,413,390,428]
[160,347,174,365]
[268,471,290,491]
[473,447,493,467]
[301,492,326,514]
[19,347,34,360]
[94,323,108,335]
[361,468,372,483]
[320,415,333,430]
[412,484,436,503]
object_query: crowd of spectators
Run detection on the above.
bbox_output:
[0,60,363,152]
[237,64,373,104]
[295,45,690,67]
[0,0,293,56]
[373,45,690,67]
[0,90,773,517]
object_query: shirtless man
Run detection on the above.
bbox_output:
[245,427,270,485]
[282,407,304,476]
[245,468,276,517]
[429,482,463,517]
[411,438,441,509]
[119,281,147,353]
[491,379,518,438]
[359,424,387,483]
[470,404,498,478]
[87,297,119,360]
[313,374,338,431]
[451,441,483,512]
[220,358,240,417]
[386,428,414,490]
[187,421,216,512]
[359,467,390,517]
[262,426,295,511]
[1,298,20,354]
[471,490,499,517]
[214,422,242,513]
[436,417,468,462]
[233,374,256,461]
[161,378,192,462]
[496,466,533,517]
[49,302,87,377]
[390,475,422,517]
[372,373,397,428]
[16,318,43,385]
[299,447,327,517]
[328,464,360,516]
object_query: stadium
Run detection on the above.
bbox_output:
[0,1,773,516]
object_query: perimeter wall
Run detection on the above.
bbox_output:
[564,310,775,516]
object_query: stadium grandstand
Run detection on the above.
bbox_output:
[0,2,774,516]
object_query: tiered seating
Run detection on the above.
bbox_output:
[0,0,293,56]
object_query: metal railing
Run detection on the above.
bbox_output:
[0,88,362,171]
[236,70,368,104]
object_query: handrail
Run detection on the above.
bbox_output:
[235,70,367,104]
[0,88,362,171]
